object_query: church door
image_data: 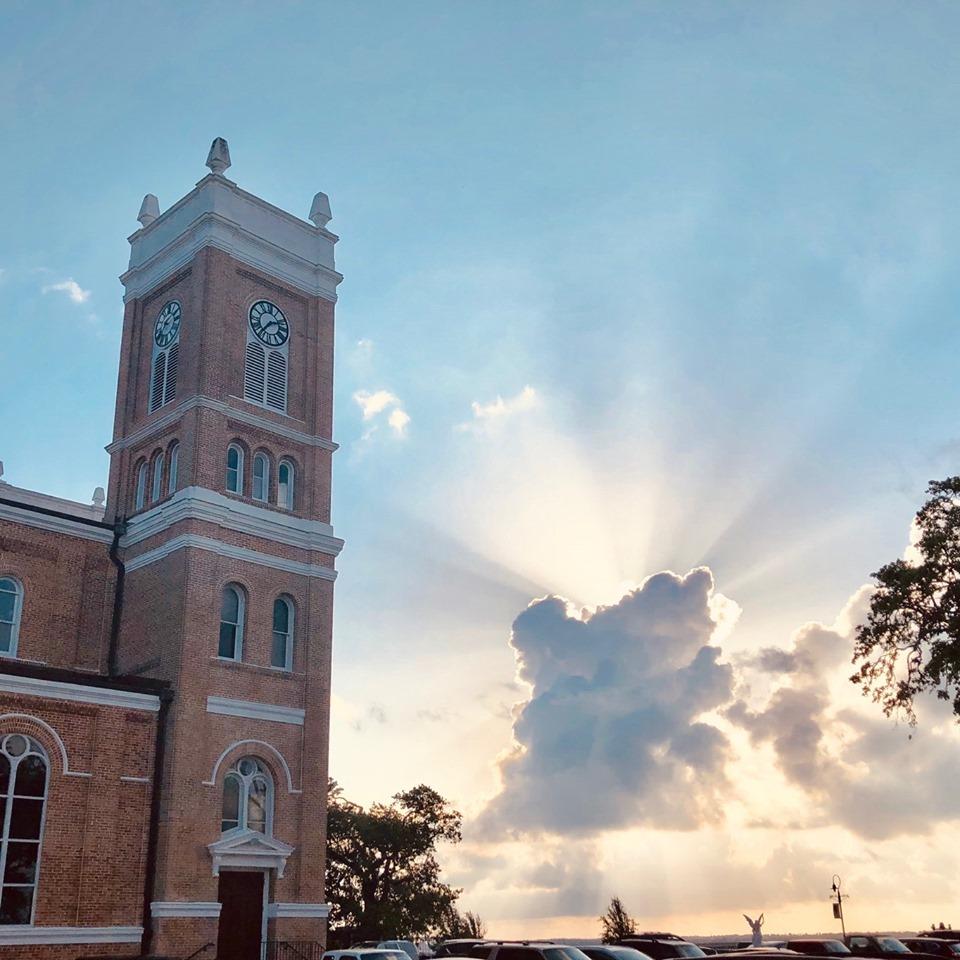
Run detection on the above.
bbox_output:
[217,871,265,960]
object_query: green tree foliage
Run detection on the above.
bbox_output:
[600,896,637,943]
[326,782,463,940]
[852,477,960,723]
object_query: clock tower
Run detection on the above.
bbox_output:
[105,138,342,959]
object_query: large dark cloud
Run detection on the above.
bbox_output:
[478,569,735,836]
[729,593,960,839]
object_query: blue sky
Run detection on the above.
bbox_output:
[4,0,960,934]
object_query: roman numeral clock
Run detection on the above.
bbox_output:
[249,300,289,347]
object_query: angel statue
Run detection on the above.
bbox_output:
[743,914,764,947]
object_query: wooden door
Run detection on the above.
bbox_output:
[217,870,265,960]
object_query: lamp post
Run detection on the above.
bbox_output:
[831,875,847,940]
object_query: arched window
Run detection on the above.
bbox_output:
[221,756,273,835]
[277,460,294,511]
[243,301,289,413]
[150,451,164,503]
[218,585,244,660]
[167,442,179,495]
[0,578,23,658]
[134,461,148,511]
[149,300,181,413]
[271,596,294,671]
[226,445,244,495]
[0,734,49,925]
[252,453,269,502]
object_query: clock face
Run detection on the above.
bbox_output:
[154,301,181,348]
[249,300,289,347]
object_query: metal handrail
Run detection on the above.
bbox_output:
[183,942,215,960]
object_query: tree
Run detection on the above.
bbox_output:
[435,905,487,940]
[852,477,960,723]
[600,896,637,943]
[326,782,463,940]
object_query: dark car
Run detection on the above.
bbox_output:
[466,944,592,960]
[435,943,488,958]
[620,936,706,960]
[902,942,960,958]
[916,937,960,946]
[846,936,939,960]
[787,941,852,956]
[583,947,653,960]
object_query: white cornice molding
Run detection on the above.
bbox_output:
[267,903,331,919]
[0,484,105,522]
[0,926,143,945]
[0,501,113,545]
[123,533,338,581]
[208,828,295,877]
[207,696,305,726]
[0,674,161,713]
[122,486,343,556]
[105,395,337,455]
[151,902,222,919]
[122,175,342,302]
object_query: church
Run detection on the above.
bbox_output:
[0,138,341,959]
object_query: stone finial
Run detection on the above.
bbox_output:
[309,192,332,228]
[206,137,232,175]
[92,487,105,508]
[0,460,5,484]
[137,194,160,228]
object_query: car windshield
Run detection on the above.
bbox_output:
[611,950,653,960]
[545,949,592,960]
[824,945,851,955]
[677,947,707,959]
[878,942,910,954]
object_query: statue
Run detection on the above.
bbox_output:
[743,914,764,947]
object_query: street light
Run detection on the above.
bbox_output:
[831,875,847,940]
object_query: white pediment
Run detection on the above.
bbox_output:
[207,828,295,877]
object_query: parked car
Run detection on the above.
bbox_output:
[902,942,960,958]
[434,942,489,958]
[916,937,960,946]
[351,942,420,960]
[327,950,410,960]
[846,936,939,960]
[619,936,707,960]
[582,946,653,960]
[465,942,592,960]
[786,940,852,956]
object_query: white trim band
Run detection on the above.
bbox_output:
[122,486,343,555]
[151,901,222,918]
[0,674,161,712]
[0,925,143,945]
[268,903,331,919]
[0,501,113,545]
[105,394,337,454]
[207,696,305,726]
[124,533,338,580]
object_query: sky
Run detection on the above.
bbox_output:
[3,0,960,938]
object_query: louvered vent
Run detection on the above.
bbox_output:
[265,351,287,411]
[244,342,267,403]
[150,353,166,413]
[163,342,179,405]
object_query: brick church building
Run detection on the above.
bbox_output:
[0,139,342,959]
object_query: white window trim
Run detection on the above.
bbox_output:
[0,926,143,945]
[151,452,164,503]
[219,586,245,661]
[277,459,295,511]
[252,453,269,502]
[0,735,49,926]
[272,596,294,672]
[167,443,179,495]
[226,444,244,495]
[135,461,148,511]
[206,696,304,726]
[221,757,275,836]
[0,577,24,660]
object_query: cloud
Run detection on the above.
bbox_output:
[42,278,91,304]
[352,388,411,440]
[458,385,539,434]
[388,407,411,436]
[477,568,737,837]
[728,584,960,839]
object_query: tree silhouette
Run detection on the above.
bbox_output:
[600,896,637,943]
